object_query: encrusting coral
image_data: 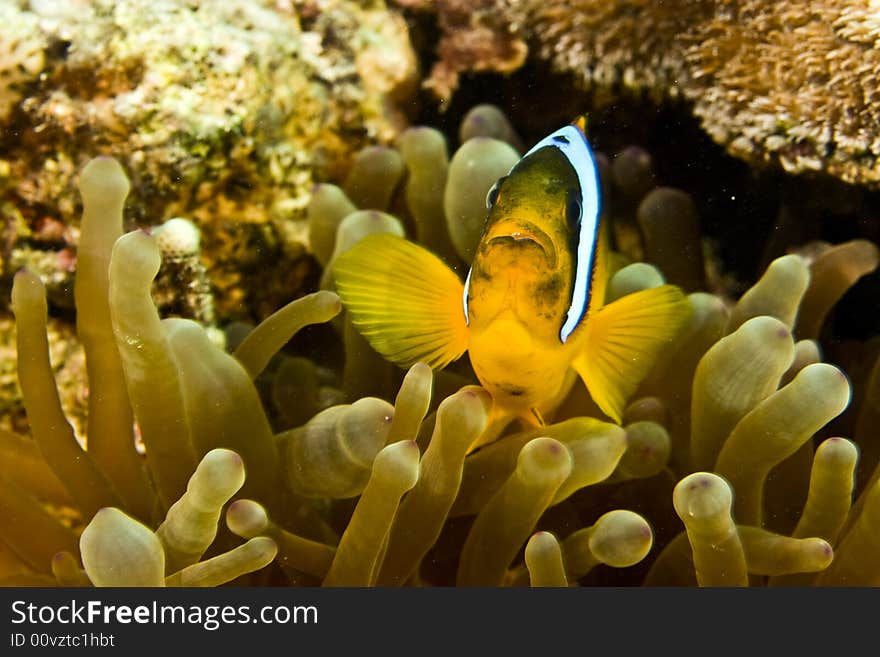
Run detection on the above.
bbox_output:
[400,0,880,188]
[2,104,880,588]
[1,0,418,321]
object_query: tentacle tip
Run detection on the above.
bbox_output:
[546,441,564,456]
[412,361,432,375]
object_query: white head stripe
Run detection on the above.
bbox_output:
[462,268,472,325]
[520,125,601,343]
[461,124,601,340]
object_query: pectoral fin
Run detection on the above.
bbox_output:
[333,233,469,369]
[572,285,690,423]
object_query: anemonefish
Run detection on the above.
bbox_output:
[333,117,691,430]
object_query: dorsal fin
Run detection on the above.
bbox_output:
[571,115,589,135]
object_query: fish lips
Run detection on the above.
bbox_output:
[484,220,557,268]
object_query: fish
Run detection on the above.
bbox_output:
[332,117,691,431]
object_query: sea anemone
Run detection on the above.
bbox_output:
[2,105,879,587]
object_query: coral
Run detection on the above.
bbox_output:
[0,3,44,122]
[395,0,527,105]
[403,0,880,187]
[3,102,880,588]
[0,0,418,319]
[150,218,217,329]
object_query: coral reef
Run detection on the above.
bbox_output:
[0,0,417,319]
[396,0,527,104]
[401,0,880,188]
[0,3,43,123]
[150,218,216,330]
[2,102,880,588]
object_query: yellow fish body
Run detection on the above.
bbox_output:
[333,118,690,428]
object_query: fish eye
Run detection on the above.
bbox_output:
[485,177,506,209]
[566,191,582,228]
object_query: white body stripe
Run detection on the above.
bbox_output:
[461,124,601,343]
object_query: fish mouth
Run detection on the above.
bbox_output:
[484,220,557,267]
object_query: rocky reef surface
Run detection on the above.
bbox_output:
[1,0,417,320]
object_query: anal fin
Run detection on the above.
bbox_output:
[573,285,690,423]
[333,233,468,370]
